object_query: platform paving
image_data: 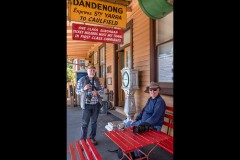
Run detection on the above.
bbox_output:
[67,107,173,160]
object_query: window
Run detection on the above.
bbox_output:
[158,41,173,82]
[120,29,130,48]
[99,46,105,78]
[126,50,131,68]
[156,12,173,45]
[125,46,132,68]
[94,52,98,65]
[155,12,173,95]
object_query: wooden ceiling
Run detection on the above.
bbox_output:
[66,0,132,59]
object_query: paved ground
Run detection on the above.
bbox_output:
[67,107,173,160]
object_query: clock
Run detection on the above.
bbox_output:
[122,71,130,87]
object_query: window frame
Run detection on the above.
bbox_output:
[98,43,106,87]
[151,17,173,96]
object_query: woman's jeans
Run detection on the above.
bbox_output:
[80,103,101,140]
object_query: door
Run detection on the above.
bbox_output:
[118,51,124,107]
[117,46,132,107]
[124,46,132,69]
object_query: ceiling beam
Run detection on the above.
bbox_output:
[67,45,93,47]
[67,41,96,43]
[67,56,86,59]
[67,47,90,50]
[67,52,88,55]
[67,49,90,52]
[99,0,131,6]
[67,50,89,52]
[127,6,132,12]
[67,52,87,54]
[67,55,88,57]
[67,48,90,51]
[67,44,95,47]
[67,37,96,40]
[67,44,94,46]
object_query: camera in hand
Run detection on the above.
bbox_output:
[85,77,96,102]
[86,95,92,101]
[133,122,151,134]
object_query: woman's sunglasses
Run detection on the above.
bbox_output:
[149,88,158,91]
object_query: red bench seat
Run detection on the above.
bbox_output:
[67,138,102,160]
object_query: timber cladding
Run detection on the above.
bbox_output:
[85,0,173,112]
[131,2,151,111]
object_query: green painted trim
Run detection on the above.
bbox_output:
[138,0,173,19]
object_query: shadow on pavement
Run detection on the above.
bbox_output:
[67,107,173,160]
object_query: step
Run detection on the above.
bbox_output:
[108,107,126,121]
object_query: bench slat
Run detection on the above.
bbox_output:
[75,140,86,160]
[68,139,102,160]
[163,122,174,128]
[86,138,102,160]
[166,106,173,112]
[158,138,173,154]
[165,114,173,120]
[159,106,174,154]
[80,139,94,160]
[69,142,77,160]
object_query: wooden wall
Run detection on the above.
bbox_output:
[128,0,173,115]
[88,0,173,116]
[127,0,151,114]
[105,43,114,91]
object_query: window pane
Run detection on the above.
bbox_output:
[156,12,173,45]
[100,47,105,78]
[126,50,131,68]
[158,41,173,82]
[94,52,98,64]
[100,47,105,65]
[101,64,105,78]
[120,29,130,48]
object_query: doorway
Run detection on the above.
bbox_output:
[115,20,133,108]
[117,46,132,107]
[124,46,131,68]
[118,51,124,107]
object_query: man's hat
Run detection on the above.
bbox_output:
[144,81,161,93]
[148,82,161,89]
[87,65,96,69]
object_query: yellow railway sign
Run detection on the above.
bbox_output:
[68,0,127,28]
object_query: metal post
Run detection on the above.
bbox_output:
[69,85,74,107]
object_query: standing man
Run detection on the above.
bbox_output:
[76,65,104,145]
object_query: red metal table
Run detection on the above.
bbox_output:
[105,127,170,160]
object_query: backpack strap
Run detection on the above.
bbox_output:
[85,76,95,91]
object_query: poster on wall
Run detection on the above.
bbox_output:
[72,23,124,44]
[68,0,127,28]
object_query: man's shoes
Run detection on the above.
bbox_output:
[90,138,98,145]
